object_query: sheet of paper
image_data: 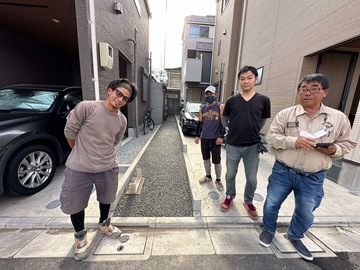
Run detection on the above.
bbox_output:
[300,130,328,139]
[313,130,328,138]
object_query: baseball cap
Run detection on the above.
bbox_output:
[204,85,216,93]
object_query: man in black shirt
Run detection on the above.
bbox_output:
[221,66,271,219]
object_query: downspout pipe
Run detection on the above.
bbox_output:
[129,28,139,137]
[89,0,100,101]
[219,62,224,98]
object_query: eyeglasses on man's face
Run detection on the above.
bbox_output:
[298,86,324,94]
[112,88,130,102]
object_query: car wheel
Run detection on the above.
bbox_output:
[5,145,57,195]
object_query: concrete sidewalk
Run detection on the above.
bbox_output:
[182,131,360,226]
[1,116,360,262]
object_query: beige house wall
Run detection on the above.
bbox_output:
[212,0,242,103]
[181,15,215,103]
[237,0,360,185]
[166,67,182,89]
[347,101,360,162]
[241,0,360,117]
[212,0,360,187]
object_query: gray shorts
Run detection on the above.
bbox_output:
[60,167,119,215]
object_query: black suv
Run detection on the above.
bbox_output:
[179,102,204,135]
[0,84,82,195]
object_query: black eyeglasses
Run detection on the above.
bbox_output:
[112,88,130,102]
[298,87,324,94]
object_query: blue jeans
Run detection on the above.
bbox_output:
[262,160,325,240]
[225,144,259,204]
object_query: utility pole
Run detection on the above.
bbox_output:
[162,0,167,82]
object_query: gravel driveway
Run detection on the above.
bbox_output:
[113,115,193,217]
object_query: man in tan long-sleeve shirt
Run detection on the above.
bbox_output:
[60,78,137,261]
[259,73,356,261]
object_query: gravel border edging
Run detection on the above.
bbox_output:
[175,115,202,216]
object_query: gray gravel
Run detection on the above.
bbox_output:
[116,128,154,165]
[113,115,193,217]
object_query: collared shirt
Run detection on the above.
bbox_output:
[266,103,356,172]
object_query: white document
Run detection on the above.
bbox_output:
[300,130,328,139]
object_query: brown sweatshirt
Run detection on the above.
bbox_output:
[64,100,127,173]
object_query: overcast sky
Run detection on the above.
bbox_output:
[148,0,216,70]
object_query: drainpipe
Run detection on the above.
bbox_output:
[148,52,152,104]
[235,0,248,94]
[219,62,224,98]
[129,28,139,137]
[89,0,100,101]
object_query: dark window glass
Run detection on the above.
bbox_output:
[218,40,221,56]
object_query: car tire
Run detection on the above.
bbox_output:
[181,122,188,136]
[5,145,57,196]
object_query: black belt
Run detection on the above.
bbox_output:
[276,160,309,176]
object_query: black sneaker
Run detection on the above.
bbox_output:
[259,230,273,247]
[285,234,313,261]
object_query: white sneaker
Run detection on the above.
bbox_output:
[98,217,122,239]
[74,229,90,261]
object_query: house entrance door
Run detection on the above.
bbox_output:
[317,51,357,113]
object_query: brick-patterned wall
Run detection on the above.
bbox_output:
[97,0,149,128]
[75,0,150,127]
[94,0,149,98]
[74,0,93,99]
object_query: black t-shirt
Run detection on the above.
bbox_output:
[223,92,271,146]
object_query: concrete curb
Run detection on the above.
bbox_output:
[176,115,202,216]
[2,216,359,230]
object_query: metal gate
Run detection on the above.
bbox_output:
[166,97,180,115]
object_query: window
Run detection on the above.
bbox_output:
[217,40,221,56]
[187,50,197,59]
[0,89,58,111]
[200,26,209,38]
[134,0,141,17]
[60,92,82,113]
[189,26,209,38]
